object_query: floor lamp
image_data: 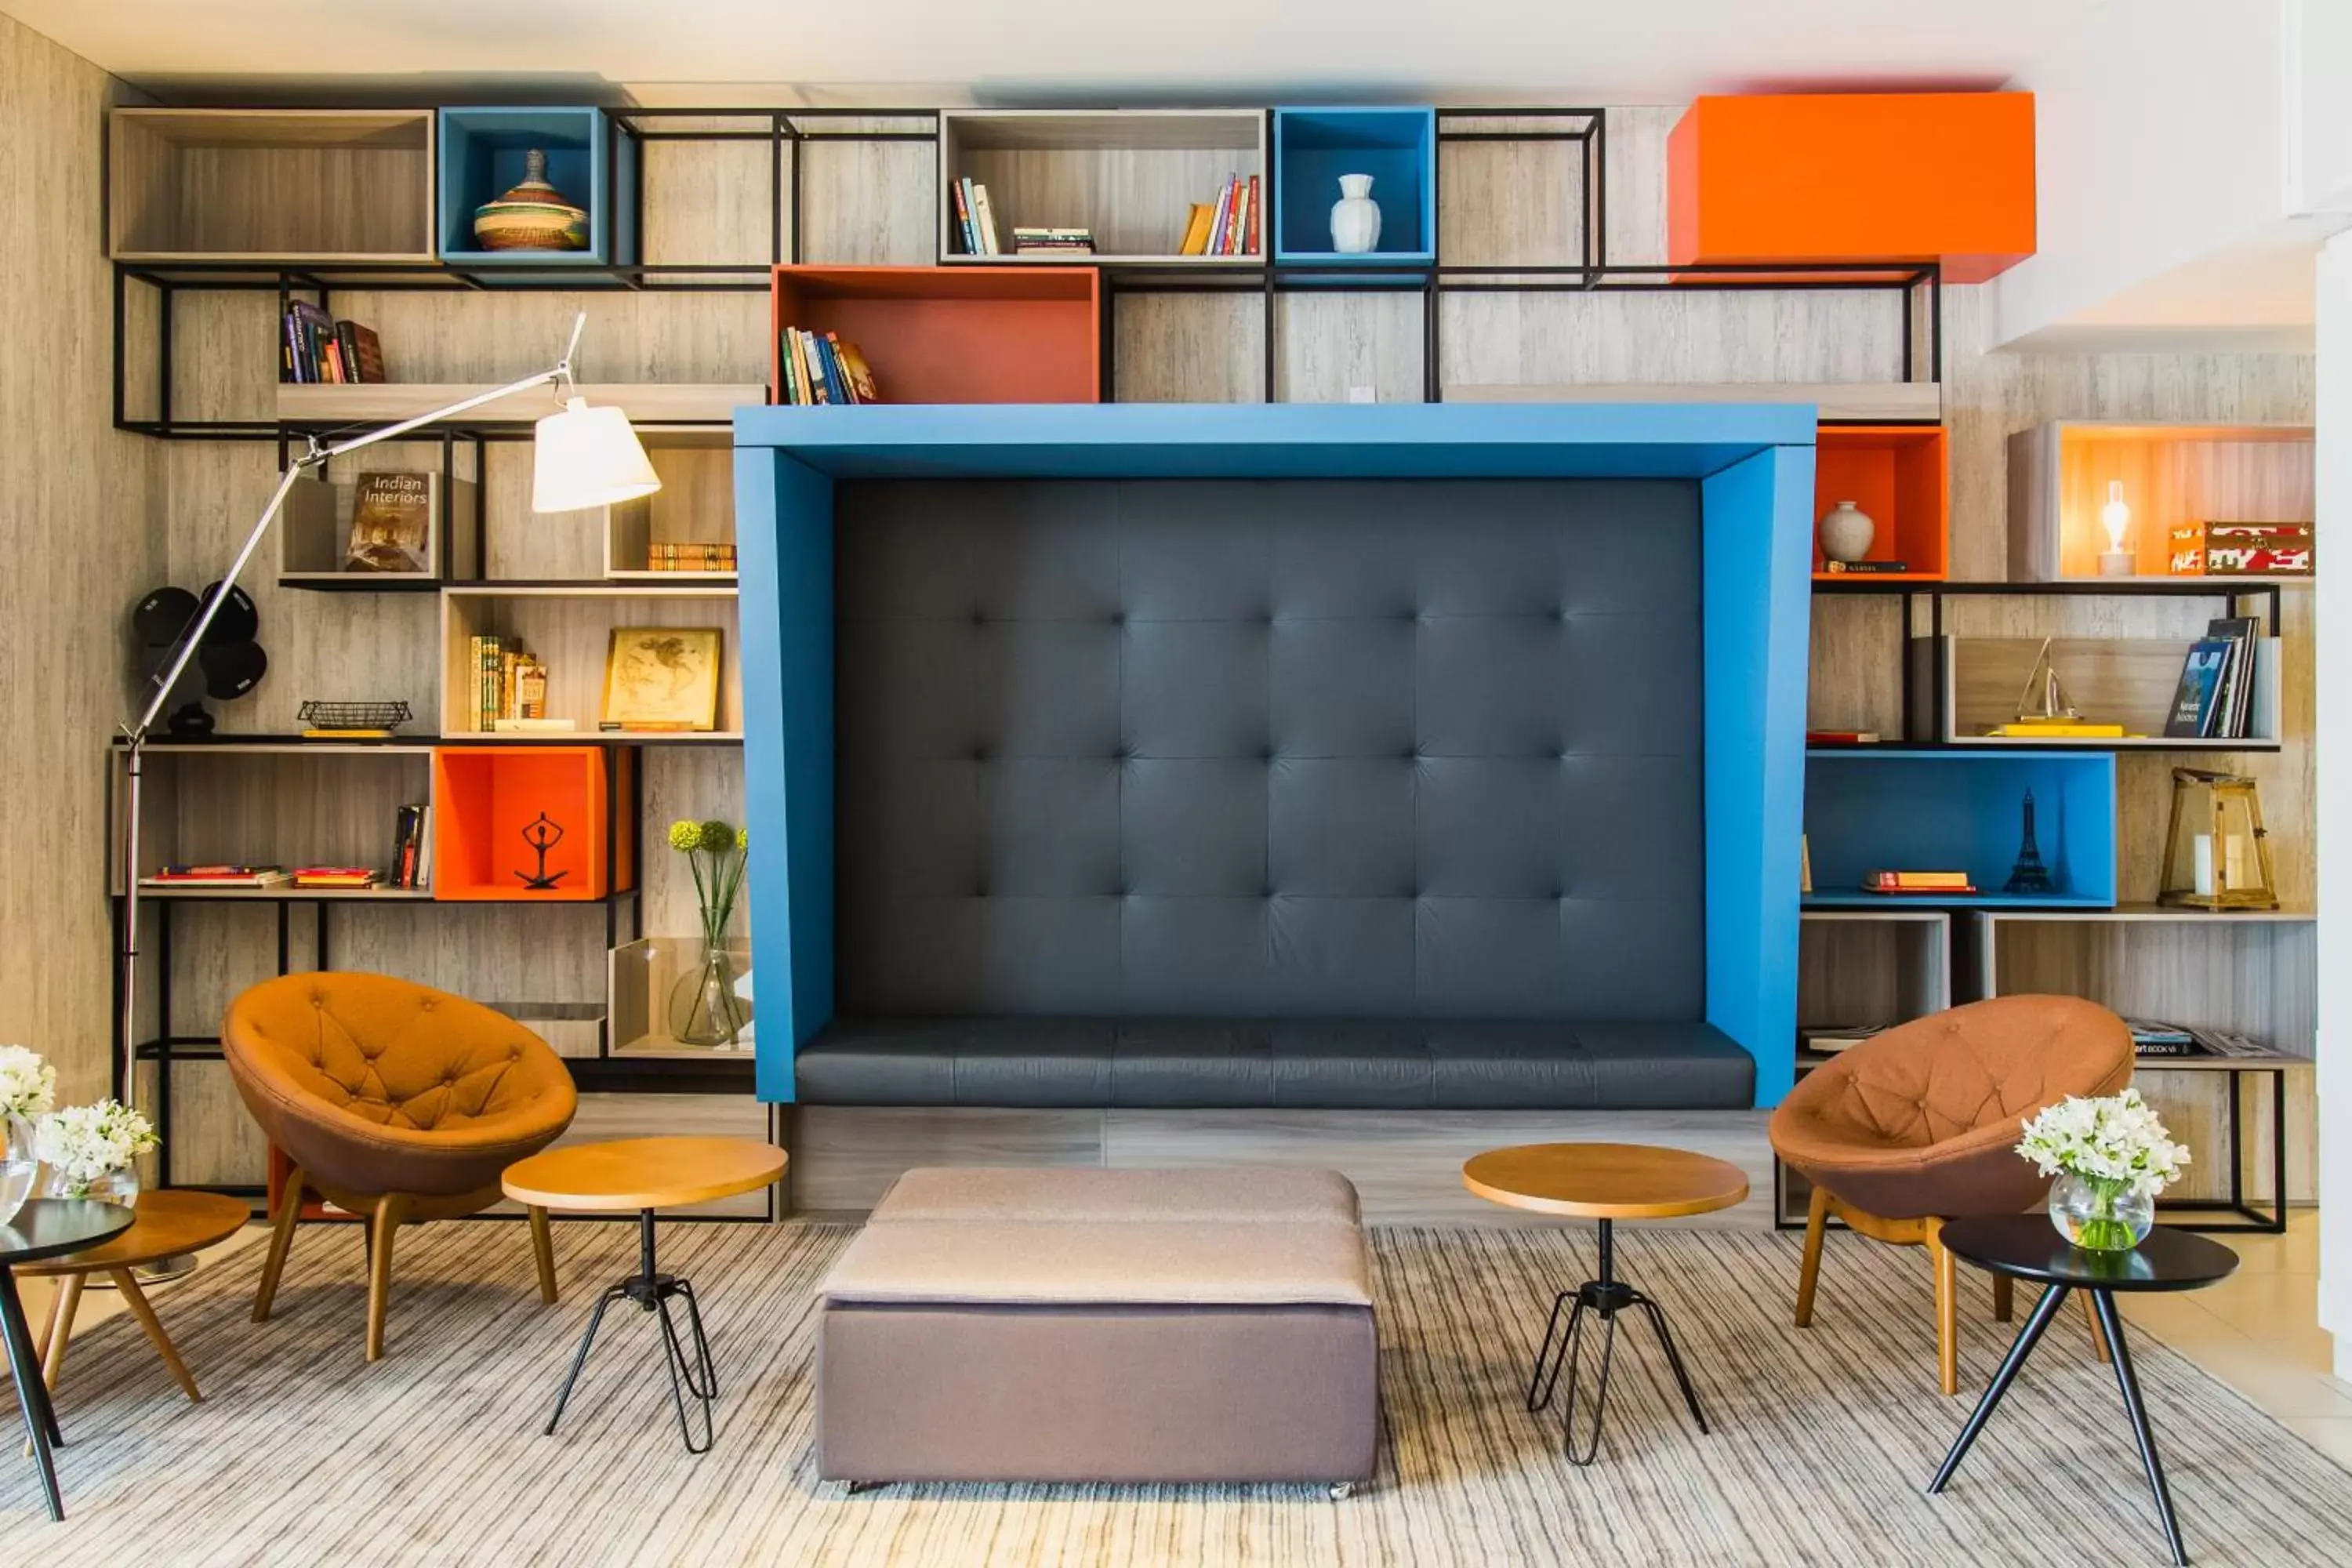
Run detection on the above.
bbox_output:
[116,312,662,1254]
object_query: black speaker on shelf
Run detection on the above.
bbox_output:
[131,581,267,738]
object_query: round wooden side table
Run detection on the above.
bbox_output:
[1927,1214,2239,1567]
[16,1189,252,1406]
[503,1136,787,1454]
[1463,1142,1749,1465]
[1,1200,135,1520]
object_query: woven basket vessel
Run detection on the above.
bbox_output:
[473,147,589,252]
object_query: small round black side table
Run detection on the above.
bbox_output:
[1927,1214,2238,1567]
[0,1200,136,1521]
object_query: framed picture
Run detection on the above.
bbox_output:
[601,626,722,731]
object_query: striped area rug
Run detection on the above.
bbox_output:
[1,1218,2345,1565]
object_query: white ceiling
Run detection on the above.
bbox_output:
[5,0,2103,103]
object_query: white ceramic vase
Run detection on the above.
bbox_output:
[1330,174,1381,254]
[1817,499,1875,564]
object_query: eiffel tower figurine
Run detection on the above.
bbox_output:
[2003,789,2055,896]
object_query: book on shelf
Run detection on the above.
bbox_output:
[949,176,976,254]
[1185,173,1259,257]
[776,327,880,405]
[1820,559,1912,575]
[1802,1022,1890,1054]
[469,635,550,731]
[1178,201,1215,256]
[2185,1025,2275,1059]
[491,717,578,733]
[292,866,381,890]
[141,865,290,888]
[2164,637,2238,739]
[1010,226,1094,256]
[390,802,432,890]
[2169,521,2314,578]
[345,471,434,574]
[1982,720,2129,738]
[1860,869,1976,895]
[646,541,737,572]
[970,182,1002,255]
[280,306,385,385]
[2124,1018,2198,1058]
[1806,729,1881,745]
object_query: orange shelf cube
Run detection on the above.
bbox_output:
[1668,93,2034,285]
[430,746,635,901]
[771,265,1100,405]
[1813,425,1948,581]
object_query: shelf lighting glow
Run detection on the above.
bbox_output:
[2097,479,2134,576]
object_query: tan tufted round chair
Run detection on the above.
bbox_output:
[224,972,578,1361]
[1769,995,2135,1394]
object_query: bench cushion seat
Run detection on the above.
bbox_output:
[797,1016,1755,1109]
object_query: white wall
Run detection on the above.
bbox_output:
[2318,229,2352,1374]
[2288,0,2352,215]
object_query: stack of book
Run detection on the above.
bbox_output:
[949,176,1004,254]
[281,303,386,385]
[777,328,880,405]
[140,865,290,889]
[1010,227,1094,256]
[1860,869,1977,896]
[1179,174,1260,256]
[2125,1018,2197,1058]
[1802,1022,1892,1054]
[292,866,381,891]
[2163,617,2261,739]
[389,802,434,889]
[470,637,569,732]
[647,542,736,572]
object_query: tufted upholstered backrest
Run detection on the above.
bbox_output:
[224,971,572,1134]
[833,477,1704,1018]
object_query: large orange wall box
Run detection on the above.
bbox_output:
[1668,93,2035,284]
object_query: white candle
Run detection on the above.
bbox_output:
[2193,834,2216,897]
[2224,834,2249,890]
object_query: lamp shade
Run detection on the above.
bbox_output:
[532,397,662,512]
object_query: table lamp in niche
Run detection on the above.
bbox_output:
[474,147,589,252]
[2158,768,2278,910]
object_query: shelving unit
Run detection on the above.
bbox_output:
[437,106,637,267]
[109,108,438,263]
[2008,420,2316,583]
[276,382,764,427]
[1802,747,2118,909]
[601,432,738,581]
[430,745,635,900]
[1813,423,1947,580]
[1912,633,2280,748]
[438,583,742,739]
[768,266,1100,403]
[610,936,753,1058]
[1272,107,1437,266]
[937,109,1267,263]
[278,464,481,590]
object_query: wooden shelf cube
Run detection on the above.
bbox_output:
[437,107,637,267]
[430,746,634,901]
[109,109,437,263]
[1813,424,1947,580]
[2008,421,2316,583]
[278,464,480,589]
[602,432,738,581]
[439,585,742,739]
[1802,749,2118,909]
[938,110,1265,263]
[609,936,754,1058]
[770,266,1100,405]
[1916,635,2281,747]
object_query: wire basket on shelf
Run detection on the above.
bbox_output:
[297,699,414,733]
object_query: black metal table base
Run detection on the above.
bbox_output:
[0,1268,68,1519]
[1523,1218,1711,1465]
[1929,1284,2187,1566]
[542,1209,719,1454]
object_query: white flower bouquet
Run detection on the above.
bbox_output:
[0,1044,56,1120]
[37,1099,159,1200]
[2016,1088,2189,1250]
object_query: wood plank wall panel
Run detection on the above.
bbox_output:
[797,125,935,265]
[1276,292,1424,404]
[0,16,162,1101]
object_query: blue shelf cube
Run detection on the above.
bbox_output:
[1802,750,2118,909]
[437,107,637,267]
[1272,107,1436,267]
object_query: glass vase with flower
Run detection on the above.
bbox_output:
[2016,1087,2190,1252]
[0,1044,57,1227]
[666,818,750,1048]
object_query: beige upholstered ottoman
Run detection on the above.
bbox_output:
[815,1167,1378,1490]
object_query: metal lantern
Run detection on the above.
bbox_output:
[2158,768,2278,911]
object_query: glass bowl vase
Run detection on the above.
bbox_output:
[0,1112,38,1228]
[2049,1170,2154,1252]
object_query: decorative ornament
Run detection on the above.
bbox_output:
[516,812,569,889]
[474,148,590,252]
[1330,174,1381,254]
[1817,499,1875,564]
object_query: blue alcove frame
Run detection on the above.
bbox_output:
[733,402,1817,1107]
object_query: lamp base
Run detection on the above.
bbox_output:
[2097,550,2136,577]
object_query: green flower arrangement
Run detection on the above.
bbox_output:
[668,818,748,949]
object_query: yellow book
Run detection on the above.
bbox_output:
[1983,721,2129,738]
[1178,202,1214,256]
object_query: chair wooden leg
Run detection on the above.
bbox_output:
[528,1205,558,1305]
[1993,1272,2014,1323]
[110,1268,202,1403]
[37,1274,83,1391]
[254,1164,306,1323]
[1927,1219,1960,1396]
[1793,1184,1830,1327]
[2083,1291,2111,1363]
[364,1193,408,1363]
